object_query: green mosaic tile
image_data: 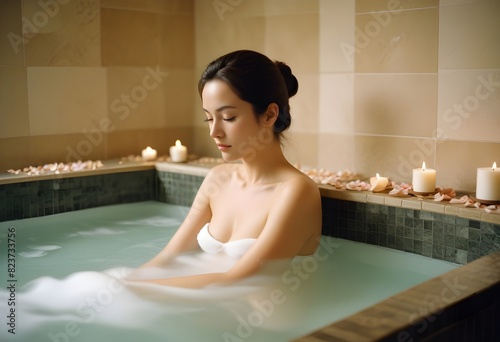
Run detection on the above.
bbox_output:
[320,195,499,265]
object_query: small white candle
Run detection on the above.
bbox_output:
[141,146,157,161]
[476,162,500,201]
[169,140,187,162]
[370,173,388,192]
[412,161,436,193]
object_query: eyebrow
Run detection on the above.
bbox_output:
[202,105,237,114]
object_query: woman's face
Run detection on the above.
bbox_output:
[201,80,274,162]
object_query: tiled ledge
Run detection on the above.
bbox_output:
[318,185,500,225]
[155,161,211,177]
[0,159,157,185]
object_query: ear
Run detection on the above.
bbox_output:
[260,103,279,128]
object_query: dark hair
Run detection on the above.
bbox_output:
[198,50,298,141]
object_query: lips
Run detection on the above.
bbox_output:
[217,143,231,150]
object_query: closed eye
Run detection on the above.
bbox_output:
[223,117,235,122]
[203,118,213,123]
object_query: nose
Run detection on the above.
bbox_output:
[209,119,224,139]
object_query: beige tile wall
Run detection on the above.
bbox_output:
[194,0,321,166]
[193,0,499,192]
[0,0,195,170]
[1,0,498,193]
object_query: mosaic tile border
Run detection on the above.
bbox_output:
[0,170,157,221]
[321,197,500,265]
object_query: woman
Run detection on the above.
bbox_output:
[137,50,322,288]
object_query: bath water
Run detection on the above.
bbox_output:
[0,201,457,342]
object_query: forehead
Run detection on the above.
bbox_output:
[201,80,240,106]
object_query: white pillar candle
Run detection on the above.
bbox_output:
[169,140,187,162]
[412,162,436,193]
[476,162,500,201]
[141,146,157,161]
[370,173,388,192]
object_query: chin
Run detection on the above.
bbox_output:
[221,155,238,162]
[219,152,241,163]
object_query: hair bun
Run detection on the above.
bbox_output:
[275,61,298,98]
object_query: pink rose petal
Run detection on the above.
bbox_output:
[434,194,445,202]
[485,205,498,214]
[450,195,468,204]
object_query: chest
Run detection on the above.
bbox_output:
[208,182,278,241]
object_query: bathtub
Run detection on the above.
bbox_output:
[0,201,461,342]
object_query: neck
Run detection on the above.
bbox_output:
[239,140,290,185]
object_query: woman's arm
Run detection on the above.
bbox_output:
[137,175,322,287]
[138,167,222,269]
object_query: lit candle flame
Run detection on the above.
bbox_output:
[422,161,426,171]
[493,162,497,171]
[376,173,380,179]
[175,140,182,147]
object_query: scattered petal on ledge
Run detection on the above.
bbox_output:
[440,187,457,197]
[388,182,411,196]
[301,166,500,214]
[433,188,457,202]
[5,160,104,177]
[346,180,371,191]
[434,193,446,202]
[388,186,409,197]
[485,205,498,214]
[434,193,453,202]
[464,198,476,207]
[450,195,469,204]
[299,166,361,185]
[325,180,347,190]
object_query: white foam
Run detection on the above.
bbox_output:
[67,228,125,238]
[117,216,181,227]
[28,245,62,251]
[1,253,316,341]
[19,250,48,258]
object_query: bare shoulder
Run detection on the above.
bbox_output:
[263,168,321,256]
[271,169,321,218]
[279,169,320,199]
[201,163,239,188]
[205,163,239,179]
